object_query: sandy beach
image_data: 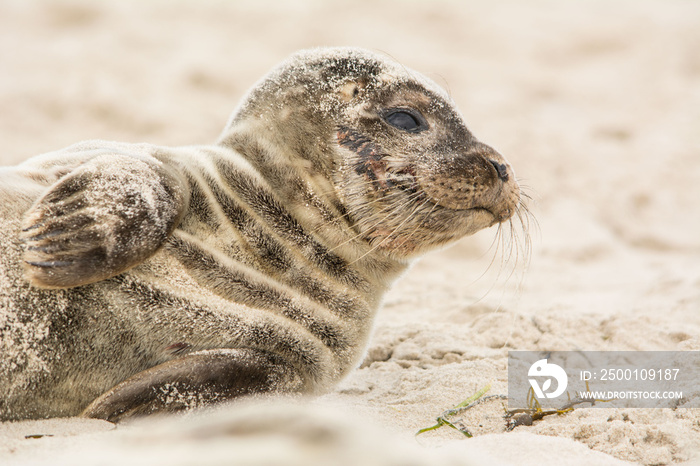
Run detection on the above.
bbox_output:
[1,1,699,464]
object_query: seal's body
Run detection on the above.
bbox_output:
[0,48,520,422]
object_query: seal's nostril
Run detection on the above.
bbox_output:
[489,160,509,182]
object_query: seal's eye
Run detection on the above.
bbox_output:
[383,109,428,133]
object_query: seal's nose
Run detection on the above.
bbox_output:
[489,160,509,182]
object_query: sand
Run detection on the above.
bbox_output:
[1,0,699,464]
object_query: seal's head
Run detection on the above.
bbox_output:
[221,47,521,259]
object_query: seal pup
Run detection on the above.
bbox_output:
[0,47,521,422]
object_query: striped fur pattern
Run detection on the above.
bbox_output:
[0,48,520,421]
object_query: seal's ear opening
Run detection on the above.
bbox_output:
[337,79,368,102]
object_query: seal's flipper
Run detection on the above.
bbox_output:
[80,349,303,423]
[20,152,187,288]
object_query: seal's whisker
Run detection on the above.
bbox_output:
[495,221,521,311]
[502,217,524,283]
[518,205,534,261]
[466,224,509,305]
[511,215,531,294]
[469,191,534,309]
[515,195,537,266]
[318,187,410,228]
[392,199,441,251]
[353,192,424,245]
[499,220,520,283]
[500,192,536,302]
[346,195,426,266]
[311,177,390,198]
[324,190,424,255]
[309,182,413,234]
[345,190,423,232]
